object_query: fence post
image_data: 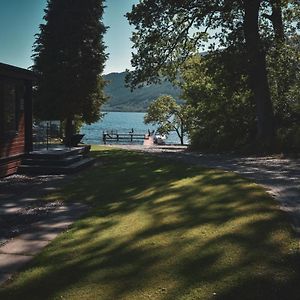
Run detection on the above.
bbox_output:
[46,122,49,150]
[103,132,106,144]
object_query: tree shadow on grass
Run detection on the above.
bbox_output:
[1,148,300,300]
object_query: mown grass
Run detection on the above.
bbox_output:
[1,146,300,300]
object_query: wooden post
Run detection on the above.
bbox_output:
[46,122,49,150]
[24,80,33,153]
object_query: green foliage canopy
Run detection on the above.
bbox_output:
[144,95,190,145]
[127,0,300,152]
[32,0,107,125]
[180,53,256,151]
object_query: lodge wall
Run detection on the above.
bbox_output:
[0,63,34,177]
[0,113,25,176]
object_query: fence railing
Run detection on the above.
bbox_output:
[33,121,62,150]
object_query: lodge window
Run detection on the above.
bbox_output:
[0,79,25,138]
[4,83,17,133]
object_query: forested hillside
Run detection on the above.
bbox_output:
[102,72,181,112]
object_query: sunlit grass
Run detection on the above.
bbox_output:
[1,146,300,300]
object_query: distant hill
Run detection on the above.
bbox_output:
[102,72,182,112]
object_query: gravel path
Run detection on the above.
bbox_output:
[109,144,300,235]
[0,172,90,285]
[0,174,71,246]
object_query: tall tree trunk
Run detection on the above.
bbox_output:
[269,0,286,127]
[180,135,184,145]
[243,0,275,150]
[269,0,285,42]
[180,124,184,145]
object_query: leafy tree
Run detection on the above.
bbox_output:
[126,0,299,150]
[180,52,256,152]
[263,3,300,152]
[144,95,190,145]
[266,41,300,152]
[32,0,107,143]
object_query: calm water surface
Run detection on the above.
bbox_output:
[80,111,185,144]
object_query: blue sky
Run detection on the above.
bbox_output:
[0,0,138,74]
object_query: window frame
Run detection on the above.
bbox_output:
[0,78,24,140]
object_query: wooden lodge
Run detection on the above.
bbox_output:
[0,63,34,177]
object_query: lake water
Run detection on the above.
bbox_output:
[80,111,186,145]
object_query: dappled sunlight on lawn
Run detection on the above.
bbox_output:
[1,147,300,300]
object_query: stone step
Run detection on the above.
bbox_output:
[22,154,84,166]
[18,157,95,175]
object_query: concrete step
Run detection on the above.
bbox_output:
[18,157,96,175]
[27,145,91,160]
[22,154,84,166]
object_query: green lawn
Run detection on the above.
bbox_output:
[1,146,300,300]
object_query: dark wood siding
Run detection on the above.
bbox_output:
[0,63,34,177]
[0,156,23,177]
[0,112,25,176]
